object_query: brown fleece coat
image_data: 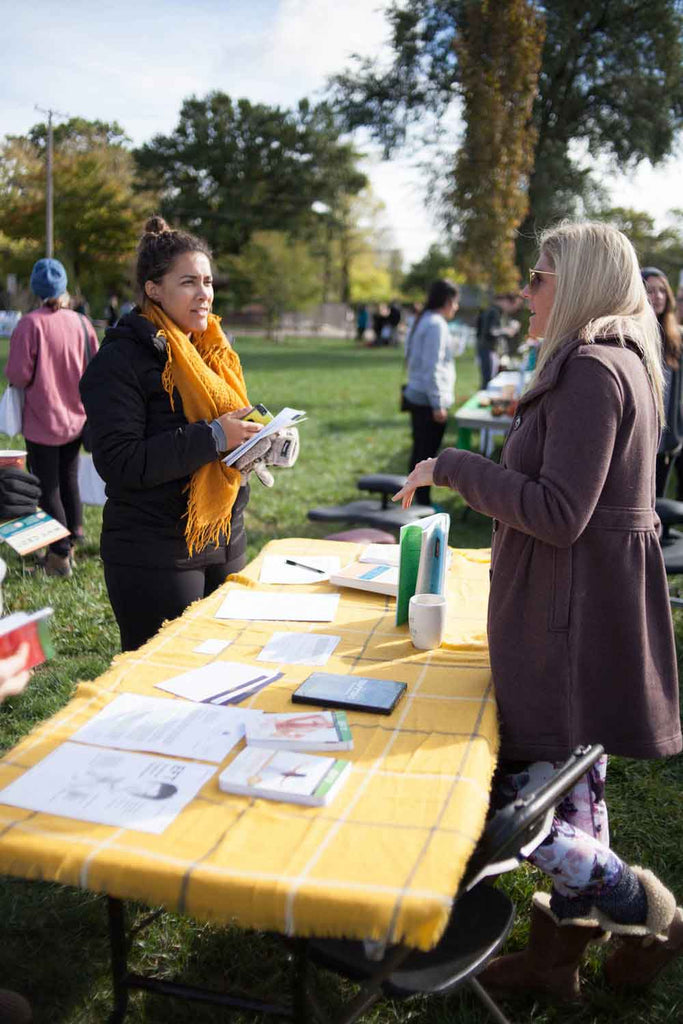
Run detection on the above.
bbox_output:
[435,337,681,761]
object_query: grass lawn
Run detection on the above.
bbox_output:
[0,333,682,1023]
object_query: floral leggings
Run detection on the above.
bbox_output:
[494,755,625,897]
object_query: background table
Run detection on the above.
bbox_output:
[454,392,514,456]
[0,538,497,954]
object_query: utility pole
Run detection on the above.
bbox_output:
[35,105,66,258]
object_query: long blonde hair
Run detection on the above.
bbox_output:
[533,221,664,421]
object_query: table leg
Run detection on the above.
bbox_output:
[107,897,129,1024]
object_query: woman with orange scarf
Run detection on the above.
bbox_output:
[80,217,263,651]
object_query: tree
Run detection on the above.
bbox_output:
[0,118,155,300]
[401,243,457,297]
[595,207,683,286]
[230,231,321,335]
[330,1,683,271]
[446,0,544,287]
[135,93,367,259]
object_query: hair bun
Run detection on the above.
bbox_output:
[144,215,170,235]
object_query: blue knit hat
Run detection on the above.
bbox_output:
[30,258,68,299]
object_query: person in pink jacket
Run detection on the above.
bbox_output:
[394,222,682,1002]
[6,259,98,577]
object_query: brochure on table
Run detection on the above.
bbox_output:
[0,742,215,834]
[222,407,306,467]
[245,709,353,752]
[218,746,351,806]
[256,631,340,666]
[259,554,340,584]
[215,591,340,623]
[70,692,263,763]
[155,661,282,704]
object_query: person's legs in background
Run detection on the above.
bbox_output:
[57,437,83,551]
[409,405,447,506]
[25,440,72,575]
[478,345,493,390]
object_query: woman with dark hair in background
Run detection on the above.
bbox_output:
[403,278,459,506]
[6,258,98,577]
[641,266,683,496]
[80,216,262,652]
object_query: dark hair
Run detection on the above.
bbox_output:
[136,215,212,297]
[406,279,458,354]
[642,268,681,369]
[424,279,459,312]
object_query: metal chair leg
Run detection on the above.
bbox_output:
[468,976,514,1024]
[107,897,130,1024]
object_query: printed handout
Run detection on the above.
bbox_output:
[193,638,232,655]
[69,693,263,763]
[215,591,340,623]
[155,661,282,704]
[0,743,215,834]
[223,407,306,467]
[258,555,341,584]
[256,631,341,666]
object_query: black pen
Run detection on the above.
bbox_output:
[285,558,327,575]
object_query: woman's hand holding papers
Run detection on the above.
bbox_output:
[216,408,263,451]
[0,643,31,702]
[392,459,436,509]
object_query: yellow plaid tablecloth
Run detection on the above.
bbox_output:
[0,538,497,951]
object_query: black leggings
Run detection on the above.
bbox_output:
[409,404,447,506]
[25,437,82,556]
[104,557,246,652]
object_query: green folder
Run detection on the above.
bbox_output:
[395,523,423,625]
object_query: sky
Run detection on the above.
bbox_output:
[2,0,682,269]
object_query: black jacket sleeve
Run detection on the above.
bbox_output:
[80,341,218,490]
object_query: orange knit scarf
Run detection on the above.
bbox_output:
[142,302,249,556]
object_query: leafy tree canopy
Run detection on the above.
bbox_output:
[595,207,683,286]
[0,118,154,301]
[134,93,368,258]
[330,0,683,267]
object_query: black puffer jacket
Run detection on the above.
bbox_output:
[79,312,248,568]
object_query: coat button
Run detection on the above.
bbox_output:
[513,415,522,429]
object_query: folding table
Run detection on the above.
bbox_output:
[0,537,497,1021]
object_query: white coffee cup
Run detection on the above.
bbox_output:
[408,593,447,650]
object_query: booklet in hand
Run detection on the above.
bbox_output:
[292,671,406,715]
[218,746,351,806]
[222,407,306,467]
[0,607,54,669]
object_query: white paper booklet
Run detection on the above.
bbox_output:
[0,742,215,834]
[359,544,400,567]
[245,710,353,752]
[256,631,340,666]
[218,747,351,806]
[215,591,340,623]
[259,555,341,584]
[329,561,398,597]
[155,662,281,704]
[223,407,306,467]
[70,693,263,763]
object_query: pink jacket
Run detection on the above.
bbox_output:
[6,307,98,445]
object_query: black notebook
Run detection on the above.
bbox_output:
[292,672,407,715]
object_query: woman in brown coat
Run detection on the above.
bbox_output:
[395,222,683,1000]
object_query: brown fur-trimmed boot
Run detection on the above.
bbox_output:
[602,868,683,990]
[477,892,606,1002]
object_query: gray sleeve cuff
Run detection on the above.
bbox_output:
[209,418,227,455]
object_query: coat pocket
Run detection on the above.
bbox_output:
[549,547,572,631]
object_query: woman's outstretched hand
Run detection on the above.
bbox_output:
[217,408,263,451]
[392,459,436,509]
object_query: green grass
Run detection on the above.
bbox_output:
[0,335,682,1023]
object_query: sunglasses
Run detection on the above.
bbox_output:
[528,268,558,288]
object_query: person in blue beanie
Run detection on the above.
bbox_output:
[6,259,98,577]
